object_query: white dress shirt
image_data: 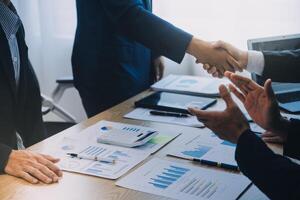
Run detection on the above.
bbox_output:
[246,50,265,76]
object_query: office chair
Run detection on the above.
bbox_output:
[42,77,77,136]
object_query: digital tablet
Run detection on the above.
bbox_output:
[135,92,217,114]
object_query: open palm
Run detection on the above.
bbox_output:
[225,72,282,132]
[240,82,280,131]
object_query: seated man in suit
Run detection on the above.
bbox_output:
[0,0,62,184]
[189,73,300,200]
[72,0,239,117]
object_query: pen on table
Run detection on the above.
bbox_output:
[192,158,239,172]
[150,110,189,118]
[67,153,116,164]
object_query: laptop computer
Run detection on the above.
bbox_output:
[247,33,300,113]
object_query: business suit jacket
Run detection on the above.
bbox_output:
[236,50,300,199]
[72,0,192,117]
[262,49,300,82]
[0,4,45,173]
[236,124,300,200]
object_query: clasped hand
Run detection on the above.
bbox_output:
[187,38,243,75]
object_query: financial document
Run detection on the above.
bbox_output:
[125,108,204,128]
[116,158,251,200]
[71,120,180,154]
[55,138,149,179]
[167,131,237,166]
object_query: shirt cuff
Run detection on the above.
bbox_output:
[246,50,265,76]
[0,144,12,174]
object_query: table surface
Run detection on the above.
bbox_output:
[0,90,281,200]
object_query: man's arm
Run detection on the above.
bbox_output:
[262,49,300,82]
[101,0,192,63]
[284,118,300,160]
[100,0,236,71]
[0,143,12,174]
[236,130,300,200]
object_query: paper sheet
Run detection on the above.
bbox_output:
[124,108,204,128]
[151,74,230,97]
[69,120,180,154]
[55,138,149,179]
[239,185,270,200]
[116,158,251,200]
[167,131,237,166]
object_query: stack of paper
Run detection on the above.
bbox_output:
[53,121,181,179]
[151,74,230,97]
[55,138,148,179]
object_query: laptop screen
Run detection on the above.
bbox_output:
[247,34,300,85]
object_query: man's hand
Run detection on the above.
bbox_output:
[202,41,248,78]
[187,38,241,73]
[225,71,290,137]
[4,150,63,184]
[153,56,165,82]
[188,85,249,144]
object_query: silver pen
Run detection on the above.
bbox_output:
[67,153,116,164]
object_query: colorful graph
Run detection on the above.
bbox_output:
[181,145,211,158]
[148,165,190,189]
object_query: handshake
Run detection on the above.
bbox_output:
[187,37,248,77]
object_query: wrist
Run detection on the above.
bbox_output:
[241,50,248,69]
[237,125,250,139]
[186,37,208,62]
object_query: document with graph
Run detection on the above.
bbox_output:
[54,138,149,179]
[167,131,237,167]
[69,120,180,154]
[151,74,230,97]
[116,158,250,200]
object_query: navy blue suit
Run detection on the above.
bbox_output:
[72,0,192,117]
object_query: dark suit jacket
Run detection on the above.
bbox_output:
[71,0,192,116]
[236,50,300,199]
[262,49,300,82]
[236,124,300,200]
[0,4,45,173]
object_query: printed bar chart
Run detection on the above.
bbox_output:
[149,165,189,189]
[116,158,251,200]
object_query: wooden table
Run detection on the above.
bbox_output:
[0,90,281,200]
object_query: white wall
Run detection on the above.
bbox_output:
[153,0,300,76]
[12,0,300,122]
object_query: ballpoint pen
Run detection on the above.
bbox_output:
[192,158,239,171]
[67,153,116,164]
[150,110,189,118]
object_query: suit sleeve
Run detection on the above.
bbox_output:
[100,0,193,63]
[284,118,300,160]
[262,49,300,82]
[235,130,300,200]
[0,143,12,174]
